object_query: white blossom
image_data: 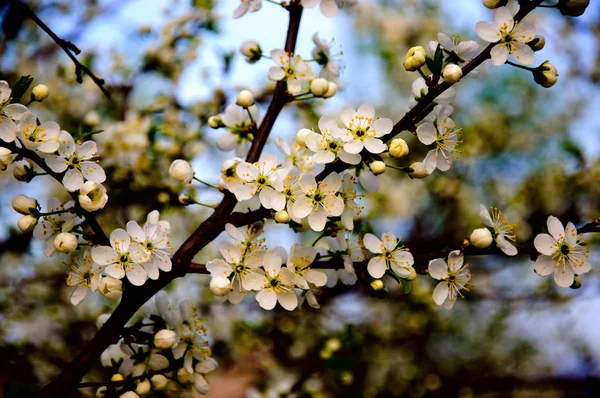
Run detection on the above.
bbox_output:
[364,232,414,279]
[79,181,108,212]
[533,216,591,287]
[66,249,103,305]
[234,153,286,210]
[233,0,261,19]
[311,33,342,79]
[292,172,344,232]
[428,250,471,309]
[286,244,327,289]
[416,105,461,173]
[0,80,28,143]
[479,204,517,256]
[126,210,173,280]
[268,50,316,95]
[305,117,361,165]
[339,172,362,230]
[475,7,536,66]
[255,250,299,311]
[92,229,150,286]
[302,0,340,18]
[17,112,60,153]
[45,130,106,191]
[33,199,82,257]
[336,104,393,155]
[217,104,260,157]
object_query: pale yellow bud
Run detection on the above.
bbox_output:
[154,329,177,349]
[17,215,38,232]
[404,46,426,71]
[534,61,559,88]
[274,210,290,223]
[389,138,409,159]
[136,379,151,395]
[111,373,124,382]
[322,82,337,98]
[151,374,168,391]
[209,276,232,296]
[12,161,31,182]
[408,162,429,179]
[369,161,386,176]
[169,159,194,184]
[442,64,462,84]
[53,232,78,253]
[31,84,49,101]
[98,277,122,300]
[177,368,192,385]
[236,90,255,108]
[12,194,38,215]
[309,78,329,97]
[370,279,385,291]
[0,147,12,171]
[470,228,493,248]
[208,115,222,129]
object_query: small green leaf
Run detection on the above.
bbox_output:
[401,279,412,294]
[10,75,34,103]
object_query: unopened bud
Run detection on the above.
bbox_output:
[408,162,429,179]
[0,147,12,171]
[111,373,124,382]
[169,159,194,184]
[208,115,223,129]
[136,379,151,395]
[98,276,123,300]
[151,374,168,390]
[54,232,78,253]
[528,35,546,51]
[240,40,262,63]
[533,61,559,88]
[404,46,426,71]
[194,374,209,395]
[309,78,329,97]
[558,0,589,17]
[12,194,38,215]
[274,210,290,223]
[119,392,139,398]
[470,228,493,248]
[570,274,582,289]
[483,0,508,8]
[210,276,232,296]
[31,84,49,101]
[17,215,38,232]
[389,138,409,159]
[369,161,386,176]
[96,386,107,398]
[13,160,32,182]
[154,329,177,349]
[370,279,384,291]
[442,64,463,84]
[322,82,337,98]
[236,90,255,108]
[177,368,192,385]
[178,193,195,206]
[195,358,218,374]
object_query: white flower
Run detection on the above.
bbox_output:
[475,7,536,66]
[416,105,461,173]
[45,131,106,191]
[0,80,28,143]
[533,216,591,287]
[217,104,260,157]
[92,229,150,286]
[364,232,414,279]
[255,250,299,311]
[225,222,266,252]
[79,181,108,212]
[17,112,60,153]
[312,33,342,79]
[326,232,364,275]
[430,33,479,64]
[66,250,103,305]
[275,136,314,173]
[286,244,327,289]
[172,300,210,374]
[233,0,261,18]
[206,240,265,304]
[428,250,471,309]
[357,167,380,193]
[292,172,344,232]
[279,168,306,223]
[218,157,244,192]
[33,199,82,257]
[169,159,194,184]
[302,0,339,18]
[339,172,362,230]
[305,117,361,165]
[336,104,393,155]
[479,204,517,256]
[126,211,173,280]
[234,153,286,210]
[268,50,316,95]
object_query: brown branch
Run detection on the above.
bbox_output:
[10,0,111,98]
[36,4,304,396]
[1,141,110,246]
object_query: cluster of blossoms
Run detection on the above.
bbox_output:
[233,0,357,19]
[97,292,217,397]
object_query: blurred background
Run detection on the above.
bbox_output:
[1,0,600,396]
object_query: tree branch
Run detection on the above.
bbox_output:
[10,0,111,98]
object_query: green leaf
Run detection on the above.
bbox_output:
[401,279,412,294]
[10,75,33,103]
[425,44,443,76]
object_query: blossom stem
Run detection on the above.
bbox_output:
[193,176,220,190]
[39,209,71,216]
[505,60,536,71]
[417,68,428,80]
[244,107,256,126]
[264,0,283,6]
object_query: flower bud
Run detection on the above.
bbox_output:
[296,128,311,146]
[154,329,178,349]
[54,232,78,253]
[84,111,100,127]
[408,162,429,179]
[177,368,192,385]
[136,379,151,395]
[470,228,493,248]
[558,0,589,16]
[98,276,123,300]
[96,386,107,398]
[12,194,38,215]
[193,374,209,394]
[274,210,290,223]
[169,159,194,184]
[533,61,559,88]
[369,161,386,176]
[240,40,262,63]
[210,276,232,296]
[195,358,218,374]
[370,279,384,291]
[528,35,546,52]
[403,46,426,72]
[389,138,409,159]
[0,147,12,171]
[570,274,582,289]
[17,215,38,232]
[79,181,108,212]
[13,160,32,182]
[151,374,168,391]
[236,90,255,108]
[309,78,329,97]
[208,115,223,129]
[442,64,463,84]
[178,193,195,206]
[119,392,139,398]
[322,82,337,98]
[482,0,508,8]
[111,373,124,382]
[31,84,49,102]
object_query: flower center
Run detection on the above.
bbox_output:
[270,279,279,287]
[119,253,130,264]
[560,244,570,255]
